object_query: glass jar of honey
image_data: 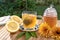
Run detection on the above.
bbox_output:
[43,5,57,28]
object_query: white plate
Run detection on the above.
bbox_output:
[20,24,39,31]
[19,20,40,31]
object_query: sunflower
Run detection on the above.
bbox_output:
[50,27,60,39]
[38,22,51,37]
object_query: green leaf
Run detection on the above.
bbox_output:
[16,32,25,39]
[25,32,31,40]
[29,32,37,38]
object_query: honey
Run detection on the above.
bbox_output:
[43,16,57,28]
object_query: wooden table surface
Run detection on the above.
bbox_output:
[0,20,60,40]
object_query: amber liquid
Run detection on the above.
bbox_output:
[22,14,37,28]
[44,16,57,28]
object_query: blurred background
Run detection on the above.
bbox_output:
[0,0,60,19]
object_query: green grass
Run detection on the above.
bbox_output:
[36,5,47,15]
[55,5,60,20]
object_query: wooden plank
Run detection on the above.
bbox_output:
[0,20,60,40]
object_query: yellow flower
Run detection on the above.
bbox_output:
[38,22,51,37]
[50,27,60,38]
